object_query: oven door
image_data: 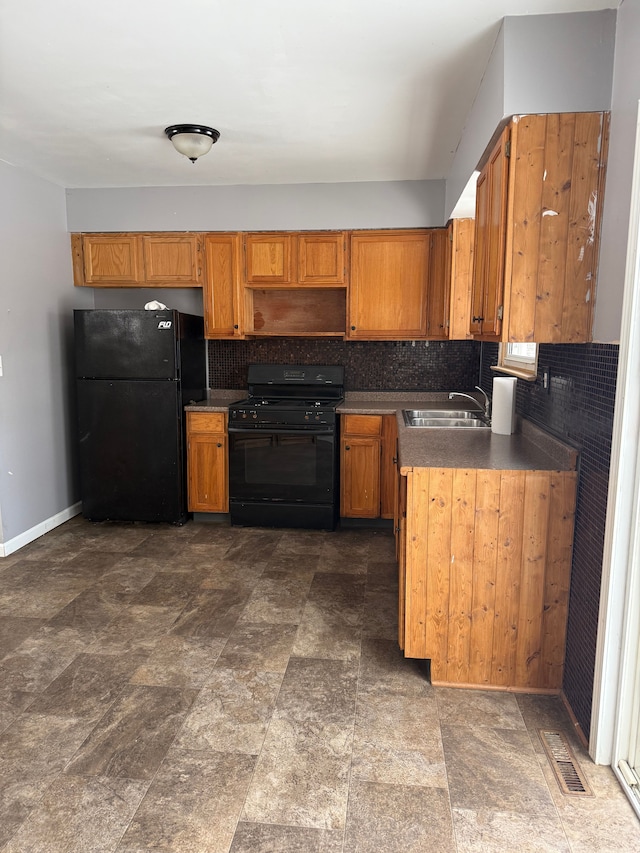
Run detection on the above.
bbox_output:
[228,427,336,505]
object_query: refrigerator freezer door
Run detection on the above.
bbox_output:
[77,379,186,523]
[74,309,180,380]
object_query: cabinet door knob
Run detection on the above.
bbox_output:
[234,324,239,329]
[351,326,356,331]
[472,315,484,323]
[345,445,350,451]
[216,443,222,448]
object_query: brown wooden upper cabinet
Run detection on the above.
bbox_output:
[203,233,243,339]
[447,218,475,341]
[426,228,451,340]
[470,111,609,343]
[243,231,347,286]
[348,230,431,340]
[71,232,203,287]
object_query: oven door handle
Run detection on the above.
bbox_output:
[228,426,335,436]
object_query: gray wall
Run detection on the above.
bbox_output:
[444,24,506,223]
[0,161,93,548]
[66,180,446,232]
[594,0,640,342]
[445,10,615,219]
[502,12,616,118]
[445,9,617,336]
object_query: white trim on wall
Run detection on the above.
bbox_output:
[591,102,640,770]
[0,502,82,557]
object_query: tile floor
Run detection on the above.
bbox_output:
[0,516,639,852]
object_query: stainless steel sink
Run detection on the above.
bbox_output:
[403,409,481,420]
[402,409,490,429]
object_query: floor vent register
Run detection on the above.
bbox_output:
[538,729,594,797]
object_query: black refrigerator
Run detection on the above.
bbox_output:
[74,309,205,523]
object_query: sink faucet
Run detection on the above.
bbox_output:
[449,386,491,420]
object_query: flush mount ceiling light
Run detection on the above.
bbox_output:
[164,124,220,163]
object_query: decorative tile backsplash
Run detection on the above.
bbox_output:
[482,342,619,740]
[208,338,481,391]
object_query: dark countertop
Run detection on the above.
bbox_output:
[186,390,578,472]
[338,392,577,472]
[186,390,244,412]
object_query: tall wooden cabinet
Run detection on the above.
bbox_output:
[470,112,609,343]
[203,234,243,339]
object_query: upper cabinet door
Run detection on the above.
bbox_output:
[470,125,510,339]
[81,234,144,285]
[244,233,295,284]
[469,112,607,343]
[298,233,346,285]
[349,230,429,339]
[426,228,451,339]
[203,234,243,339]
[142,234,203,285]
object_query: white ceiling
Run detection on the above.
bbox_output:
[0,0,619,189]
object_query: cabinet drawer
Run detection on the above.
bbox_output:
[187,412,226,433]
[342,414,383,436]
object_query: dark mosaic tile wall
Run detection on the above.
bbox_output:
[208,339,481,391]
[481,342,619,740]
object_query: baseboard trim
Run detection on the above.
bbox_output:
[560,690,590,749]
[0,502,82,557]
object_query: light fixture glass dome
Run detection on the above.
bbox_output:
[164,124,220,163]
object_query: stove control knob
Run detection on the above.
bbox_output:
[241,412,247,419]
[252,413,257,419]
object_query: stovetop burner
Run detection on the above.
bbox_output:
[228,364,344,430]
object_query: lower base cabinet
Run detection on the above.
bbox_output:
[340,414,397,519]
[398,466,577,691]
[186,412,228,513]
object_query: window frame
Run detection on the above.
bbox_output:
[492,342,538,381]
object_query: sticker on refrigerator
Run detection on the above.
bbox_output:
[157,321,172,330]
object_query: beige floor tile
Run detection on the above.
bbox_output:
[441,723,556,814]
[343,780,455,853]
[65,684,198,780]
[174,667,283,753]
[217,621,298,672]
[452,807,571,852]
[230,821,344,852]
[274,657,358,723]
[243,717,353,829]
[436,686,527,729]
[118,749,255,853]
[128,635,226,687]
[3,775,148,853]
